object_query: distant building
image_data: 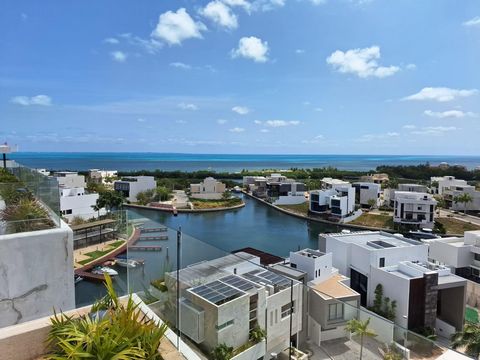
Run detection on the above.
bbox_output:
[393,191,437,228]
[360,173,389,185]
[164,252,303,356]
[114,176,157,202]
[309,178,355,218]
[243,176,267,197]
[266,179,306,205]
[35,168,50,176]
[398,183,428,193]
[53,171,86,188]
[431,176,480,211]
[352,182,381,208]
[89,169,118,184]
[190,177,226,200]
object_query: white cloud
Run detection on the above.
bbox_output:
[406,63,416,70]
[151,8,206,45]
[217,119,228,124]
[295,49,305,54]
[424,110,476,119]
[260,129,269,133]
[10,95,52,106]
[231,36,269,63]
[120,33,163,54]
[111,51,127,62]
[403,124,416,130]
[170,62,192,70]
[251,0,285,12]
[411,126,458,135]
[264,120,300,127]
[326,46,399,78]
[229,127,245,132]
[356,132,399,142]
[403,87,478,102]
[176,120,187,124]
[232,106,250,114]
[302,134,325,144]
[178,102,198,110]
[104,37,119,44]
[310,0,326,5]
[223,0,252,12]
[137,118,146,122]
[463,16,480,27]
[314,107,323,112]
[254,120,262,124]
[200,1,238,29]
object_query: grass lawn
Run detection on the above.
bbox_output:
[278,202,309,216]
[191,197,243,209]
[78,240,126,265]
[436,217,480,235]
[466,306,479,323]
[349,213,394,229]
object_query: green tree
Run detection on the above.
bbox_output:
[156,186,171,201]
[222,190,232,201]
[94,190,124,213]
[249,326,266,343]
[367,198,377,209]
[451,322,480,359]
[454,193,473,215]
[345,318,377,360]
[210,343,234,360]
[136,189,155,205]
[372,284,383,313]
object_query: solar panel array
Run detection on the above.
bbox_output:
[220,275,256,291]
[242,270,291,291]
[190,280,243,305]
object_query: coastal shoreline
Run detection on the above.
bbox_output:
[123,202,246,213]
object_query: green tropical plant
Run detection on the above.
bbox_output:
[46,274,168,359]
[94,190,124,212]
[383,343,403,360]
[451,322,480,359]
[368,284,396,321]
[222,190,232,201]
[1,198,54,232]
[367,198,377,209]
[345,318,377,360]
[454,193,474,215]
[136,189,156,205]
[211,343,234,360]
[249,326,266,343]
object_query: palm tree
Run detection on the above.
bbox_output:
[210,343,234,360]
[451,322,480,359]
[454,193,473,215]
[345,318,377,360]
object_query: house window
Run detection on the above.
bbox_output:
[379,258,385,268]
[215,319,234,331]
[281,301,295,318]
[328,303,344,321]
[291,263,297,269]
[475,254,480,262]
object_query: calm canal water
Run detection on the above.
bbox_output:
[75,194,341,306]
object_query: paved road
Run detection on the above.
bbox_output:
[438,209,480,226]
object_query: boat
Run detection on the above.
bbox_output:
[91,266,118,276]
[233,186,242,193]
[74,274,83,284]
[115,258,138,268]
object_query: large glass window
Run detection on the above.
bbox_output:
[328,303,344,321]
[281,301,295,318]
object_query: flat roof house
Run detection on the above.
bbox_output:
[393,191,437,229]
[352,182,381,208]
[164,252,303,357]
[431,176,480,211]
[309,178,355,218]
[114,176,156,202]
[190,177,226,200]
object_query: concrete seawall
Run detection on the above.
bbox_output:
[123,202,246,213]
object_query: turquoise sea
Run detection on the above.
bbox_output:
[10,152,480,172]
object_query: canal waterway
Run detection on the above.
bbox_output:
[75,194,341,306]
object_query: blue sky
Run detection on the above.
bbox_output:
[1,0,479,154]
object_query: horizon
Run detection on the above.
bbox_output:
[1,0,479,155]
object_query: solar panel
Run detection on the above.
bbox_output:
[190,280,243,305]
[255,271,291,289]
[220,275,256,291]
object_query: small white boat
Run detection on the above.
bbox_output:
[92,266,118,276]
[74,275,83,284]
[115,258,138,268]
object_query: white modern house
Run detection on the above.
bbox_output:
[266,180,307,205]
[431,176,480,211]
[393,191,437,229]
[428,230,480,282]
[190,177,226,200]
[319,231,465,337]
[164,252,303,357]
[352,182,381,208]
[89,169,118,184]
[114,176,157,202]
[398,183,429,193]
[309,178,355,218]
[53,172,100,220]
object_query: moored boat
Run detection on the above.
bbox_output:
[115,258,138,268]
[91,266,118,276]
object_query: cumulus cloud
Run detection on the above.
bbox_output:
[178,103,198,110]
[463,16,480,27]
[119,33,163,54]
[200,1,238,29]
[406,63,417,70]
[403,87,478,102]
[170,62,192,70]
[231,36,269,63]
[326,46,399,78]
[310,0,327,5]
[302,134,325,144]
[229,127,245,132]
[104,37,119,44]
[151,8,206,45]
[10,95,52,106]
[223,0,252,12]
[111,51,127,62]
[232,106,250,114]
[424,110,476,119]
[403,124,416,130]
[295,49,305,54]
[217,119,228,124]
[251,0,285,12]
[411,126,458,135]
[259,120,300,127]
[356,132,399,142]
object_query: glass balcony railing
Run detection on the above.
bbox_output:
[100,208,466,360]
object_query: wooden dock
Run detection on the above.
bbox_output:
[129,245,162,252]
[140,227,167,233]
[76,270,106,282]
[138,235,168,241]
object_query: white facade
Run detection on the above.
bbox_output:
[353,182,381,207]
[398,183,428,193]
[431,176,469,195]
[59,187,101,220]
[290,249,334,283]
[114,176,157,202]
[432,176,480,211]
[53,171,86,189]
[190,177,226,200]
[393,191,437,228]
[0,221,75,328]
[310,179,355,217]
